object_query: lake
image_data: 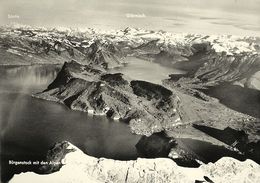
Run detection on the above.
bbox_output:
[112,57,185,84]
[0,64,142,182]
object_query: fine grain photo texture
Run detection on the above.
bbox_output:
[0,0,260,182]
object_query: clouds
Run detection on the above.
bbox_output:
[0,0,259,36]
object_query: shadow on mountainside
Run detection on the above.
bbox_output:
[193,124,260,164]
[200,84,260,118]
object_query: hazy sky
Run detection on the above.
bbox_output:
[1,0,260,36]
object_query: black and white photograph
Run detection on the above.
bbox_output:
[0,0,260,182]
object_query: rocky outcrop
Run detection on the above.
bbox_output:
[10,141,260,183]
[136,132,177,158]
[34,60,181,136]
[34,59,258,139]
[39,142,76,174]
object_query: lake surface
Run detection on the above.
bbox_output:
[112,57,185,84]
[0,64,142,182]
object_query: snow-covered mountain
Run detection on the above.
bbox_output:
[0,25,259,65]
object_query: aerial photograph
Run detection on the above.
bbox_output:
[0,0,260,182]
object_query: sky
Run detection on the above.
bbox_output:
[0,0,260,36]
